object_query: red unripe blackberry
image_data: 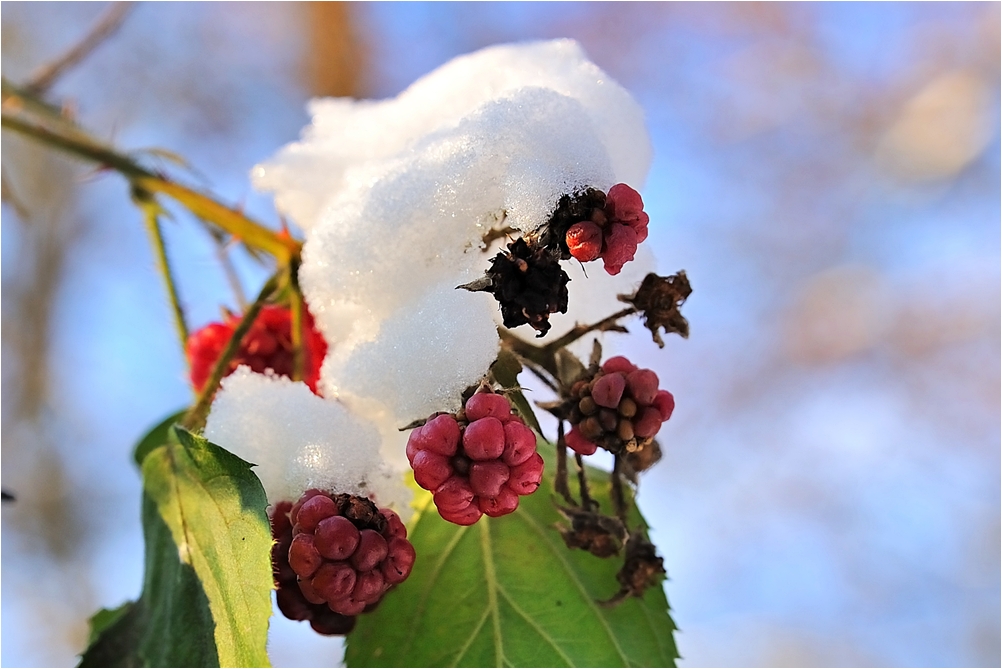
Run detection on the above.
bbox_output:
[281,491,415,618]
[187,304,328,394]
[564,358,674,458]
[405,390,543,525]
[602,223,640,276]
[566,221,603,262]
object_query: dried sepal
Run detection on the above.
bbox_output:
[619,271,692,347]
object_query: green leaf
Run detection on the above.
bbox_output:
[81,426,274,667]
[346,443,678,667]
[491,349,544,435]
[133,409,187,466]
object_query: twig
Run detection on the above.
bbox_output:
[543,306,637,353]
[133,189,189,355]
[182,273,280,431]
[574,452,595,511]
[24,3,135,95]
[555,422,576,505]
[610,455,628,523]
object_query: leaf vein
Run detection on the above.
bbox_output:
[495,584,574,667]
[401,523,469,658]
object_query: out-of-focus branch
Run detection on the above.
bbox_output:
[0,98,301,262]
[23,2,135,95]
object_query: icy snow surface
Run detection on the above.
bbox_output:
[210,39,654,504]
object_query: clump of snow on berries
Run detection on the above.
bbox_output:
[252,39,650,233]
[204,367,410,514]
[406,390,544,525]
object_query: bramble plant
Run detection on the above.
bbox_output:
[4,38,689,667]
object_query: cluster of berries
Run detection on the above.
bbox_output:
[562,183,650,276]
[463,183,649,337]
[564,356,674,457]
[407,391,544,525]
[271,490,416,628]
[187,305,327,394]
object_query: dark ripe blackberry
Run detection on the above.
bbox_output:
[461,238,569,337]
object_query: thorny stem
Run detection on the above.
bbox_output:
[0,101,301,262]
[555,423,576,505]
[133,189,189,355]
[182,273,281,431]
[611,455,628,523]
[24,3,135,95]
[574,452,594,511]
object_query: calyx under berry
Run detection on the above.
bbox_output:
[187,304,327,393]
[406,388,543,525]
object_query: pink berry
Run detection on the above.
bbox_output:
[382,538,416,584]
[508,453,544,494]
[351,530,389,572]
[605,183,645,221]
[601,223,639,276]
[478,487,520,517]
[602,356,638,375]
[565,427,598,456]
[566,221,603,262]
[433,477,475,512]
[295,494,337,534]
[502,421,536,466]
[469,461,510,498]
[411,450,453,491]
[592,372,627,408]
[288,533,322,579]
[626,369,660,406]
[438,502,483,526]
[633,407,665,438]
[653,390,675,421]
[314,515,361,561]
[311,561,356,602]
[417,415,461,457]
[463,417,505,460]
[465,393,512,422]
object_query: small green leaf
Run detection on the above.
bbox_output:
[346,443,678,667]
[82,426,274,667]
[86,602,134,646]
[491,349,544,435]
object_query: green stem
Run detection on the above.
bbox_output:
[611,455,628,523]
[133,189,189,354]
[288,259,305,383]
[181,273,280,431]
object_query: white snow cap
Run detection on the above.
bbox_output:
[218,40,653,504]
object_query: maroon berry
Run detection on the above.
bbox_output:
[352,570,385,604]
[633,407,664,439]
[309,611,356,636]
[415,414,461,456]
[276,586,312,621]
[508,453,544,495]
[382,538,416,584]
[469,461,510,498]
[412,450,454,491]
[463,417,505,460]
[380,508,407,540]
[314,515,360,560]
[311,561,357,602]
[289,533,323,579]
[351,530,389,572]
[295,494,338,534]
[438,502,483,526]
[465,393,513,422]
[592,373,627,409]
[653,390,675,421]
[478,487,520,517]
[433,477,475,512]
[565,427,598,456]
[626,369,659,406]
[297,578,326,605]
[502,421,536,466]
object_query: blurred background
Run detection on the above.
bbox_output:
[1,3,998,666]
